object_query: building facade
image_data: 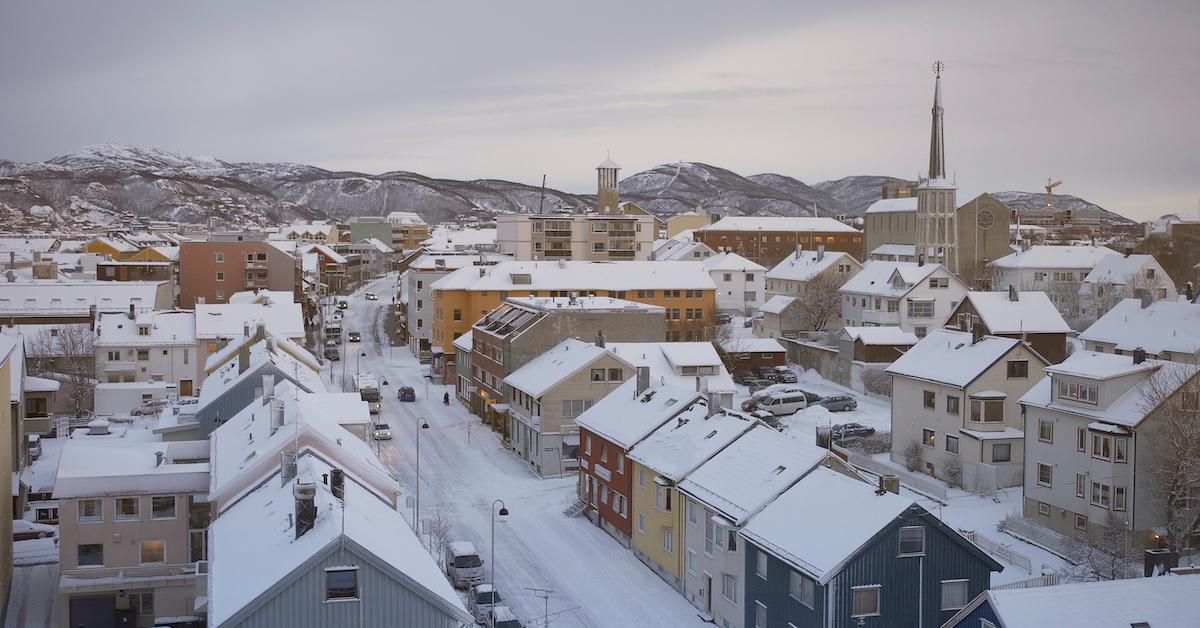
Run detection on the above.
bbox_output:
[839,261,968,337]
[695,216,863,268]
[178,235,296,308]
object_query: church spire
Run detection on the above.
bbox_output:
[928,61,946,180]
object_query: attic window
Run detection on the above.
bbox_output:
[704,430,718,440]
[770,465,786,476]
[325,568,359,601]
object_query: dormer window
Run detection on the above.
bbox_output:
[1057,379,1098,404]
[138,325,151,336]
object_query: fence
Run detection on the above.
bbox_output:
[992,572,1062,590]
[959,530,1033,574]
[1000,515,1085,564]
[842,449,948,504]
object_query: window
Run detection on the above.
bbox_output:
[78,498,102,523]
[940,579,969,611]
[152,496,176,519]
[215,289,224,301]
[1037,502,1051,516]
[1077,427,1087,452]
[907,299,935,318]
[687,500,697,525]
[638,470,645,488]
[215,252,224,262]
[77,543,104,567]
[755,602,767,628]
[946,435,959,455]
[616,455,624,474]
[929,277,949,289]
[608,368,623,381]
[663,529,673,553]
[922,429,935,448]
[452,309,462,321]
[686,549,696,574]
[1115,437,1128,463]
[215,271,225,281]
[755,550,768,579]
[1038,419,1054,443]
[1074,513,1087,530]
[723,273,732,282]
[1075,473,1086,498]
[1057,380,1098,404]
[790,571,815,608]
[1091,482,1112,509]
[655,484,673,512]
[1037,463,1053,487]
[1092,434,1113,460]
[136,349,150,361]
[129,592,154,617]
[705,515,716,555]
[139,539,165,564]
[970,399,1004,422]
[1114,486,1127,511]
[638,513,646,533]
[326,568,358,600]
[562,399,590,418]
[851,585,881,617]
[721,574,737,603]
[584,436,591,455]
[914,326,928,338]
[946,395,960,415]
[993,443,1012,463]
[923,391,936,409]
[116,497,140,521]
[1007,360,1029,379]
[899,526,925,556]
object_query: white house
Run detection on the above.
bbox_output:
[94,310,200,396]
[839,261,968,337]
[1078,252,1176,319]
[989,245,1118,321]
[1078,298,1200,361]
[765,247,861,300]
[702,252,765,313]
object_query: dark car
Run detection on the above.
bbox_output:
[715,313,733,325]
[398,386,416,402]
[819,395,859,412]
[745,378,776,393]
[348,331,362,343]
[738,372,758,386]
[774,368,798,384]
[831,422,874,441]
[755,367,778,382]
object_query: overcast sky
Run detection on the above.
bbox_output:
[2,1,1197,219]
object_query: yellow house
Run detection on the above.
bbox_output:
[126,245,179,263]
[0,337,16,611]
[666,208,712,238]
[82,236,138,260]
[626,392,757,591]
[430,261,718,375]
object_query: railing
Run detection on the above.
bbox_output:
[244,259,268,270]
[993,572,1062,590]
[842,449,948,503]
[963,420,1008,432]
[61,563,199,589]
[102,361,137,373]
[860,309,901,325]
[999,515,1085,564]
[959,529,1033,573]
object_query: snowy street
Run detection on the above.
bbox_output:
[331,275,709,627]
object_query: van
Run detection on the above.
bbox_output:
[753,391,808,417]
[445,541,485,589]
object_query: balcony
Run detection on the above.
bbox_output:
[102,360,137,373]
[608,250,636,259]
[963,420,1009,433]
[244,259,268,270]
[609,230,636,238]
[860,309,901,325]
[60,563,199,592]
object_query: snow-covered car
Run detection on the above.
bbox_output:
[818,395,858,413]
[331,310,344,321]
[131,399,171,416]
[773,366,798,383]
[365,292,378,301]
[831,422,874,441]
[372,422,392,440]
[751,409,782,430]
[467,584,503,624]
[714,313,732,325]
[487,606,523,628]
[13,520,56,541]
[177,397,200,417]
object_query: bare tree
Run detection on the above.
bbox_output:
[1068,511,1138,581]
[1081,278,1123,322]
[1137,352,1200,556]
[796,270,843,332]
[27,324,96,417]
[1123,269,1162,302]
[901,439,923,473]
[427,508,453,567]
[861,366,892,397]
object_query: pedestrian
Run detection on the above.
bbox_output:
[443,391,450,405]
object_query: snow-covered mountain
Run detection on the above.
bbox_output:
[0,145,1133,231]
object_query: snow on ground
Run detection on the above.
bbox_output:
[331,275,709,628]
[21,436,64,496]
[13,537,58,567]
[4,564,58,628]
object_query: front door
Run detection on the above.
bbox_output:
[69,595,117,628]
[703,572,713,614]
[180,379,193,397]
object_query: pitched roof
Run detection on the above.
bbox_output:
[702,252,766,273]
[759,295,795,314]
[720,338,786,354]
[503,338,618,397]
[627,400,756,480]
[961,291,1071,334]
[575,380,701,449]
[864,198,918,214]
[837,326,918,346]
[839,261,942,298]
[766,249,857,282]
[431,260,716,291]
[94,310,197,347]
[1079,298,1200,355]
[1081,253,1162,286]
[53,439,209,499]
[699,216,859,233]
[604,342,737,393]
[961,573,1200,628]
[886,329,1025,388]
[990,244,1119,269]
[195,299,304,340]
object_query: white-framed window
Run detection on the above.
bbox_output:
[1038,419,1054,443]
[151,496,176,519]
[77,498,102,523]
[946,435,959,455]
[325,567,359,601]
[1091,482,1112,509]
[1037,502,1051,516]
[1074,513,1087,530]
[637,513,645,534]
[663,528,674,553]
[789,571,815,608]
[898,526,925,556]
[616,455,624,474]
[1114,486,1127,511]
[754,601,767,628]
[129,592,154,618]
[77,543,104,567]
[755,550,768,579]
[851,585,881,618]
[1075,473,1086,498]
[721,573,738,604]
[655,484,673,512]
[705,514,716,556]
[215,252,224,262]
[922,429,935,448]
[639,470,645,488]
[686,548,696,574]
[1037,463,1053,487]
[687,500,697,526]
[138,539,165,564]
[940,579,969,610]
[116,497,140,521]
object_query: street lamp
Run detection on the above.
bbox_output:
[356,350,366,378]
[490,499,509,628]
[414,417,429,532]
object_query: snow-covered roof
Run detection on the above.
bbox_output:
[362,237,393,253]
[422,226,496,251]
[837,326,918,346]
[386,211,427,225]
[1079,298,1200,355]
[759,295,795,315]
[209,455,469,626]
[864,198,918,214]
[23,375,60,393]
[575,380,701,449]
[965,573,1200,628]
[605,342,736,393]
[504,338,619,398]
[409,252,510,271]
[720,338,786,354]
[597,158,621,169]
[627,401,756,481]
[0,280,165,315]
[702,252,766,273]
[504,296,663,313]
[960,291,1071,334]
[740,466,910,583]
[452,329,474,353]
[653,238,713,262]
[431,260,716,291]
[990,244,1119,269]
[0,237,60,254]
[1080,253,1161,286]
[91,236,138,253]
[677,426,836,524]
[271,221,337,239]
[867,243,917,258]
[53,439,209,499]
[886,329,1023,388]
[94,310,197,347]
[698,216,859,233]
[197,337,325,414]
[838,261,942,298]
[195,300,304,340]
[1020,352,1199,427]
[766,250,857,282]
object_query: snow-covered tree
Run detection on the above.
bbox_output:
[27,324,95,417]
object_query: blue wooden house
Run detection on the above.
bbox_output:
[739,467,1002,628]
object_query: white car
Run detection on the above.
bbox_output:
[365,292,378,301]
[13,520,56,541]
[177,397,200,416]
[372,423,392,440]
[467,584,503,624]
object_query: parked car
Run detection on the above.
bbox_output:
[774,367,798,383]
[741,385,820,411]
[738,372,758,386]
[348,331,362,343]
[755,366,779,382]
[131,399,171,416]
[818,395,858,412]
[331,309,344,321]
[487,606,523,628]
[13,520,56,541]
[715,313,732,325]
[831,422,875,441]
[324,347,340,361]
[372,422,392,440]
[468,584,503,624]
[752,390,809,416]
[751,409,782,430]
[336,298,349,310]
[745,378,775,393]
[743,315,759,328]
[397,386,416,402]
[444,541,485,589]
[176,397,200,416]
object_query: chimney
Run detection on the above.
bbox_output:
[1140,292,1153,309]
[1187,281,1195,302]
[795,244,803,260]
[4,270,13,283]
[1124,246,1133,258]
[479,267,486,277]
[816,245,825,262]
[635,366,651,395]
[1008,285,1019,302]
[1133,347,1147,365]
[243,321,251,338]
[155,451,165,467]
[129,302,136,320]
[269,398,285,434]
[971,322,986,345]
[330,468,345,500]
[1144,548,1179,577]
[263,374,275,402]
[237,339,251,374]
[706,391,720,418]
[877,474,900,495]
[255,321,266,341]
[917,253,925,267]
[280,450,298,484]
[595,330,605,348]
[293,482,317,539]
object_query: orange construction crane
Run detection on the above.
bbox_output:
[1045,178,1062,208]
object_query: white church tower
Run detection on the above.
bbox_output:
[596,155,620,214]
[916,61,958,273]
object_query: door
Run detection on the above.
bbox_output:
[703,572,713,615]
[69,595,117,628]
[179,379,193,397]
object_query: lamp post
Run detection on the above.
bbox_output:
[490,499,509,628]
[414,417,429,532]
[356,350,366,378]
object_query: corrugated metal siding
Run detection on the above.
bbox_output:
[223,543,461,628]
[943,599,999,628]
[743,542,825,627]
[198,364,291,437]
